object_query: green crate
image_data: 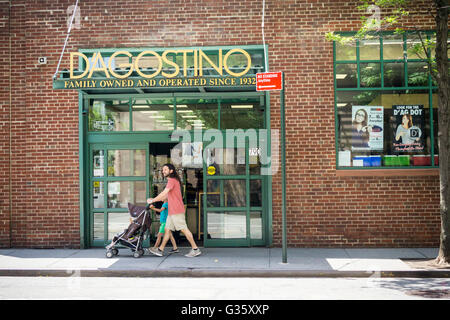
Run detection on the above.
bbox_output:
[397,155,410,166]
[383,155,410,166]
[383,155,398,166]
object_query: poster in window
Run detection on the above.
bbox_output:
[392,105,424,152]
[182,142,203,168]
[351,106,384,151]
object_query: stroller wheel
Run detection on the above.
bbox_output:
[112,248,119,256]
[106,250,114,258]
[133,249,144,258]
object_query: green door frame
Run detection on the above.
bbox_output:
[80,92,272,248]
[202,133,267,247]
[88,143,150,248]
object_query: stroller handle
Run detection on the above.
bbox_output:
[145,203,151,210]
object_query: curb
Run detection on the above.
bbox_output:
[1,269,449,278]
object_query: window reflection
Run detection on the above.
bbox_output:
[132,99,174,131]
[337,90,432,168]
[360,39,380,60]
[336,40,356,61]
[384,62,405,87]
[107,181,146,208]
[175,99,218,130]
[89,100,129,132]
[383,35,404,60]
[207,211,246,239]
[336,64,357,88]
[107,150,146,177]
[221,98,264,129]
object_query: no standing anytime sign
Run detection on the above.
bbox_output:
[256,72,283,91]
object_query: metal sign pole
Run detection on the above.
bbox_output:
[255,71,286,262]
[280,72,287,263]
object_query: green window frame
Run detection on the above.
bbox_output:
[86,94,266,133]
[333,31,449,170]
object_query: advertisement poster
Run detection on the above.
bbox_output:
[182,142,203,168]
[351,106,384,151]
[392,105,424,152]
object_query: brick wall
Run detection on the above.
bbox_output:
[0,0,441,248]
[0,2,10,247]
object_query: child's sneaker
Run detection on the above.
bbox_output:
[185,248,201,257]
[168,248,179,254]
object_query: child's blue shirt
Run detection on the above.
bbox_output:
[160,202,168,223]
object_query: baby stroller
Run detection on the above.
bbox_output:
[105,202,152,258]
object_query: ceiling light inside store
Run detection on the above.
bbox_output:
[337,103,348,107]
[231,105,253,109]
[177,110,194,113]
[147,115,165,119]
[336,74,347,79]
[182,115,197,118]
[169,104,188,108]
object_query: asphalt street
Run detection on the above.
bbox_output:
[1,276,449,300]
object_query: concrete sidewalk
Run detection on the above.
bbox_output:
[0,247,449,278]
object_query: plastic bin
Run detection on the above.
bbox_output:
[397,155,410,166]
[383,155,398,166]
[412,155,430,166]
[412,155,439,166]
[369,156,382,167]
[353,156,371,167]
[383,155,410,166]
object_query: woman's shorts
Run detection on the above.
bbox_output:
[165,213,188,231]
[158,222,166,234]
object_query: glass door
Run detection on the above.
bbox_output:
[202,138,265,247]
[89,143,149,247]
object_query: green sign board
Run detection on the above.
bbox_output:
[53,46,263,90]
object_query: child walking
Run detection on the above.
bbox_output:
[150,200,179,254]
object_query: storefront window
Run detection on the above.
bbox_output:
[406,34,428,60]
[89,100,129,131]
[383,34,404,60]
[337,90,431,167]
[360,38,380,60]
[334,32,447,169]
[224,180,246,207]
[221,98,264,129]
[360,63,381,87]
[132,99,174,131]
[107,149,146,176]
[250,179,262,207]
[175,98,218,130]
[335,64,357,88]
[93,212,104,240]
[408,62,429,87]
[93,181,104,208]
[107,181,146,208]
[384,62,405,87]
[336,41,356,61]
[207,211,246,239]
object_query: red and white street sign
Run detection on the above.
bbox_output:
[256,72,283,91]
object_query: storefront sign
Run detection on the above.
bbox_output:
[58,76,256,89]
[53,47,259,90]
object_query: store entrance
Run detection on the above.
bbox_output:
[149,142,204,247]
[84,92,270,248]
